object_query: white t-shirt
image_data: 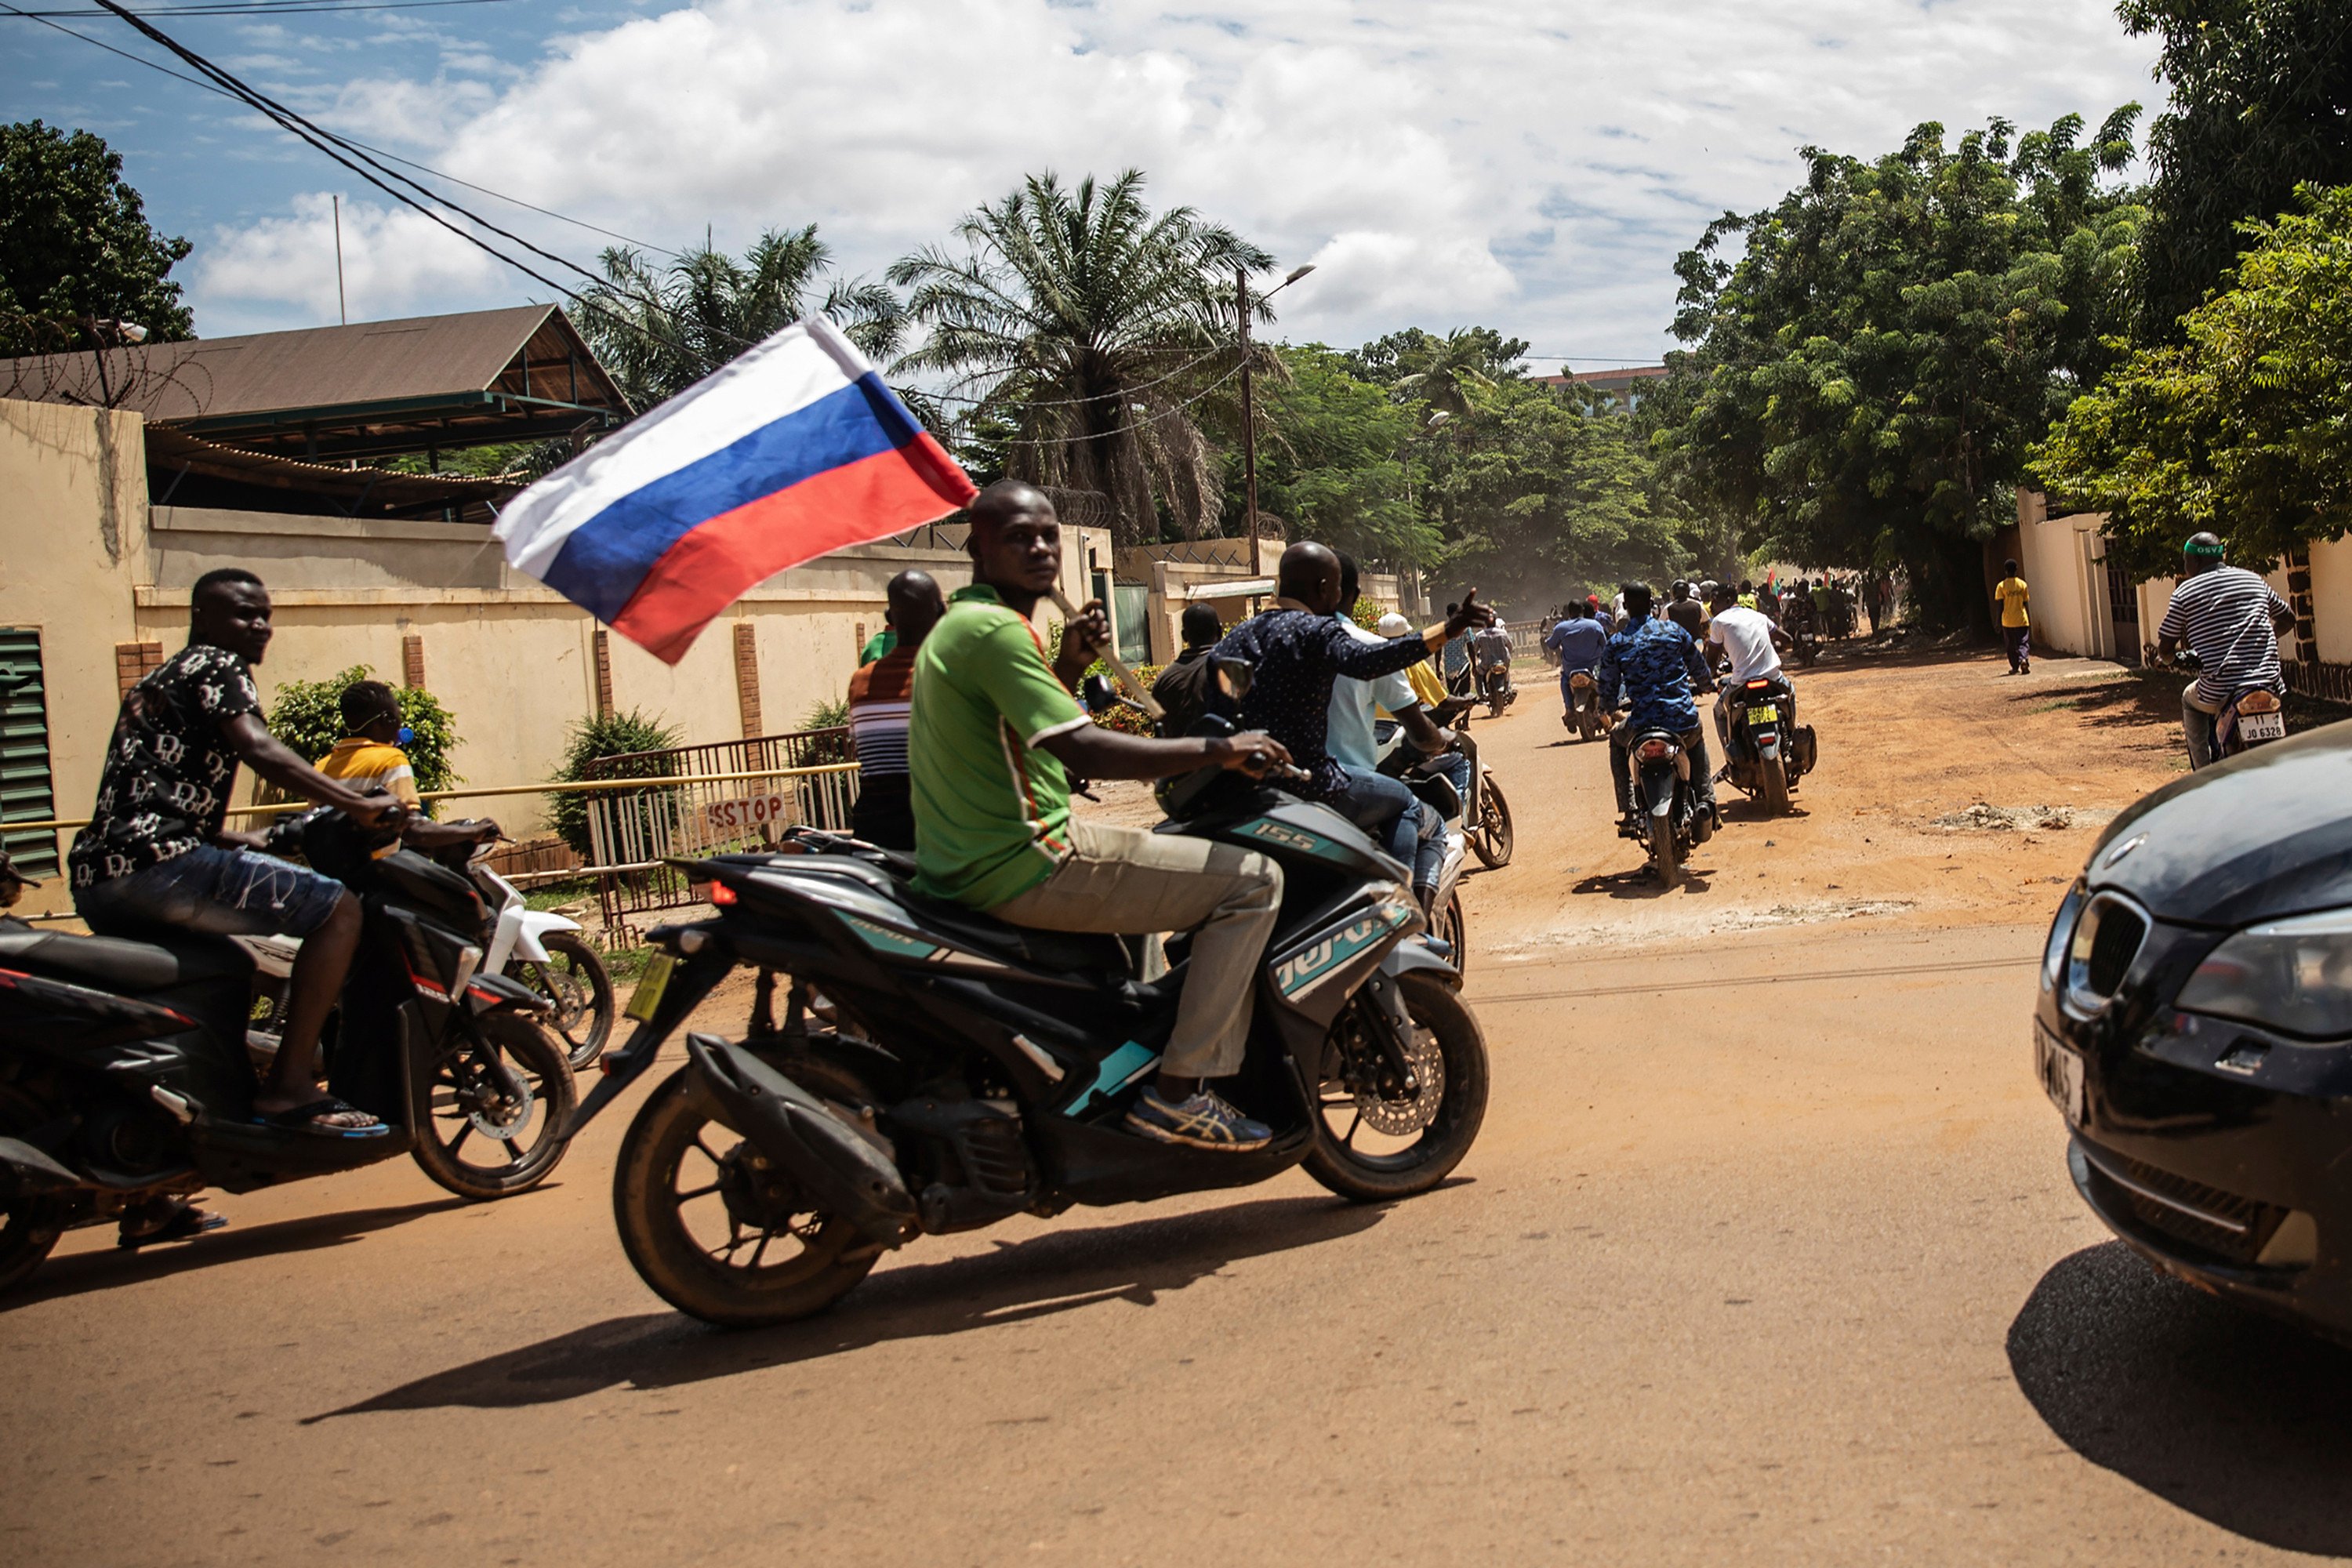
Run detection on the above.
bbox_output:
[1328,614,1420,771]
[1708,606,1783,683]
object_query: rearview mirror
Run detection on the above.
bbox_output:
[1212,656,1254,702]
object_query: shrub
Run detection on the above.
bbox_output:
[1086,659,1162,735]
[1350,597,1388,629]
[803,694,851,731]
[266,664,462,801]
[548,709,682,858]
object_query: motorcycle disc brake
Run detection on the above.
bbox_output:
[1357,1022,1445,1137]
[462,1060,535,1141]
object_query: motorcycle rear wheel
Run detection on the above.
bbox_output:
[1304,971,1490,1203]
[1762,757,1791,817]
[614,1059,880,1328]
[1468,773,1515,869]
[410,1011,578,1200]
[1649,821,1682,887]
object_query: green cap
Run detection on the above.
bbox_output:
[2184,533,2225,558]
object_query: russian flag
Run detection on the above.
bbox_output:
[495,316,976,663]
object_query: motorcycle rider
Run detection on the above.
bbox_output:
[1469,617,1515,705]
[70,570,407,1136]
[909,481,1298,1150]
[1373,610,1478,811]
[1217,544,1494,911]
[2155,532,2296,769]
[1704,580,1797,757]
[1665,581,1705,639]
[1150,603,1228,739]
[1328,558,1461,839]
[1544,602,1609,729]
[1595,582,1718,837]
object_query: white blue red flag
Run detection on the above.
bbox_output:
[494,316,975,663]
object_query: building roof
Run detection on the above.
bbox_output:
[144,426,517,524]
[0,305,628,461]
[1536,365,1671,394]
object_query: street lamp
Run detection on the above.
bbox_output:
[1237,263,1317,536]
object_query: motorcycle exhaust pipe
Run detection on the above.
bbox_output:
[684,1033,919,1249]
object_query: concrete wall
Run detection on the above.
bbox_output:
[0,397,1108,915]
[2014,493,2113,660]
[2309,533,2352,665]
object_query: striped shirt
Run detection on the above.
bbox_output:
[846,647,916,780]
[2158,565,2291,707]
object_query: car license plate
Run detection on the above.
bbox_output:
[2034,1021,2085,1128]
[1746,704,1778,724]
[2239,709,2286,742]
[624,951,677,1024]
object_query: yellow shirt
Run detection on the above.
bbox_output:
[1396,659,1448,713]
[318,736,419,806]
[1995,577,2031,629]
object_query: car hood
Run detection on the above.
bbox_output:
[2083,717,2352,927]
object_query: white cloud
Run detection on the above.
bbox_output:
[187,0,2161,356]
[192,191,506,328]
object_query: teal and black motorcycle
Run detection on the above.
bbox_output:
[567,681,1489,1328]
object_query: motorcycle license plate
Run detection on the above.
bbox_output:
[2034,1020,2085,1129]
[624,951,677,1024]
[1746,704,1778,724]
[2239,710,2285,742]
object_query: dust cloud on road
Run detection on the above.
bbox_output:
[8,644,2350,1566]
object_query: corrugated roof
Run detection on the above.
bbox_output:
[2,305,568,421]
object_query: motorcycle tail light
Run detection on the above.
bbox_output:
[2238,690,2281,713]
[710,881,739,906]
[1637,739,1674,761]
[1745,679,1773,690]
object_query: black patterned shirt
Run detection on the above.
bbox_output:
[68,643,260,888]
[1213,603,1436,798]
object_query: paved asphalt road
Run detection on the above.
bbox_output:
[7,652,2351,1566]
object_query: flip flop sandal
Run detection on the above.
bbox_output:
[253,1097,389,1138]
[117,1205,228,1249]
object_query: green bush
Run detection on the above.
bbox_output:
[266,664,462,802]
[1350,596,1387,628]
[803,694,851,731]
[548,709,682,858]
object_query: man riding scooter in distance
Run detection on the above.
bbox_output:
[2157,531,2297,769]
[1596,581,1719,839]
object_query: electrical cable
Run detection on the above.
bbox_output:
[16,0,515,14]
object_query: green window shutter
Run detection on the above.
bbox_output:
[0,628,58,877]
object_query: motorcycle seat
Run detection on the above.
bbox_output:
[0,918,252,993]
[895,895,1139,978]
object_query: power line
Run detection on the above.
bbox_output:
[14,0,517,14]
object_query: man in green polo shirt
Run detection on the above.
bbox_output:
[910,480,1294,1150]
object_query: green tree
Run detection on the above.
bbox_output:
[572,225,905,409]
[0,121,193,359]
[889,170,1275,544]
[2122,0,2352,334]
[2032,182,2352,574]
[1655,111,2143,630]
[1246,343,1437,566]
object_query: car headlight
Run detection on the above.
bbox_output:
[2176,908,2352,1040]
[2042,883,2087,993]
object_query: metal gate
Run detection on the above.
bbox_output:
[582,726,858,934]
[2106,562,2141,665]
[0,629,56,877]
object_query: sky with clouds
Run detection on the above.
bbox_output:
[4,0,2163,364]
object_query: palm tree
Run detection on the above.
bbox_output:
[1392,328,1522,419]
[572,225,906,409]
[888,170,1274,543]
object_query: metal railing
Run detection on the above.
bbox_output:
[580,727,859,935]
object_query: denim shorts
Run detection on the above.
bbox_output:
[77,845,347,939]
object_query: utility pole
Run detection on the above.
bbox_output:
[332,194,347,325]
[1237,265,1258,537]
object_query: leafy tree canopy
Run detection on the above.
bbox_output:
[0,121,193,357]
[891,170,1274,545]
[2123,0,2352,334]
[265,664,462,806]
[1243,343,1436,567]
[2032,182,2352,575]
[1653,111,2143,630]
[572,225,903,410]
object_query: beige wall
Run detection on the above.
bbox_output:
[2309,533,2352,665]
[1,397,1108,915]
[2014,494,2112,659]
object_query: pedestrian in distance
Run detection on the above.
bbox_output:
[846,569,946,850]
[1994,559,2031,674]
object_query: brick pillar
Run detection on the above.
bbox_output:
[854,620,868,659]
[732,622,763,738]
[401,633,426,688]
[593,628,615,719]
[2285,546,2318,665]
[113,641,162,699]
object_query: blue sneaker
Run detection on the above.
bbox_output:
[1125,1087,1272,1151]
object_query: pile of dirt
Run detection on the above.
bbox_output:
[1931,802,2110,833]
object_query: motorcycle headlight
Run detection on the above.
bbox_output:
[2176,908,2352,1040]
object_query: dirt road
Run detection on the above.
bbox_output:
[7,645,2350,1566]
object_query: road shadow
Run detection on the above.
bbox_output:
[304,1191,1399,1422]
[1570,862,1715,899]
[2,1194,470,1312]
[2007,1242,2352,1556]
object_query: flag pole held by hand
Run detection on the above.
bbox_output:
[1049,587,1165,723]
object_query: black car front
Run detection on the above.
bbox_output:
[2036,721,2352,1338]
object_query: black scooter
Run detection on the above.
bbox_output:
[1621,718,1714,888]
[0,814,575,1296]
[1719,673,1817,816]
[569,671,1490,1329]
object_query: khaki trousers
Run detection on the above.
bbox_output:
[989,818,1283,1080]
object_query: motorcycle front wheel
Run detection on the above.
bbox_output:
[506,931,615,1070]
[614,1058,881,1328]
[1305,971,1490,1203]
[410,1011,577,1200]
[1468,772,1514,869]
[0,1087,61,1296]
